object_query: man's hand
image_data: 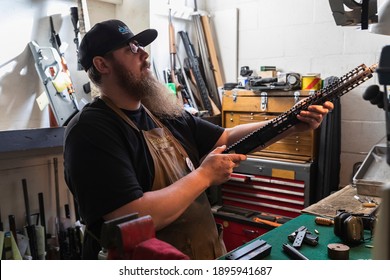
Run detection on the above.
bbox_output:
[295,101,334,131]
[197,145,247,186]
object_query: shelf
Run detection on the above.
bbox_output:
[0,127,65,159]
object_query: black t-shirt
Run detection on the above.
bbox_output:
[63,97,224,258]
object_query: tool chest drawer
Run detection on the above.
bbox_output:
[219,157,314,218]
[222,89,311,113]
[222,89,319,161]
[214,216,268,252]
[221,179,304,218]
[212,204,291,252]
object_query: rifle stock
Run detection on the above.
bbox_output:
[224,63,378,155]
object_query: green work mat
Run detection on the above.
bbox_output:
[221,214,373,260]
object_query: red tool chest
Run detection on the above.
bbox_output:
[213,156,314,252]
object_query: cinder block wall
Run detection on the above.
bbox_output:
[205,0,389,188]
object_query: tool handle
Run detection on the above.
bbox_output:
[22,179,32,226]
[21,179,39,259]
[8,215,17,245]
[252,217,282,228]
[38,192,48,252]
[362,202,376,207]
[0,208,3,231]
[315,216,334,226]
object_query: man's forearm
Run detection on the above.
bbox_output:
[102,168,211,231]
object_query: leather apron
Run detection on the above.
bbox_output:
[101,97,226,259]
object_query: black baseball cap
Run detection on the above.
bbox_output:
[79,19,158,71]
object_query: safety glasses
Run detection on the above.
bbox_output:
[129,41,144,54]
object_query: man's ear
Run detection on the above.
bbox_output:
[92,56,110,74]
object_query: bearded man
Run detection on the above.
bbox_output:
[63,19,333,260]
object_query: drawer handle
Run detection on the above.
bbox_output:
[233,92,237,102]
[260,92,268,111]
[243,229,258,236]
[294,91,300,104]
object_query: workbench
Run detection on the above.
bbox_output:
[219,213,373,260]
[219,185,379,260]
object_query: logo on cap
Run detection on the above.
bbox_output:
[118,25,130,35]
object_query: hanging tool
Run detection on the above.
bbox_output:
[53,157,70,259]
[22,179,39,259]
[70,7,83,71]
[0,208,3,232]
[8,215,17,247]
[38,192,48,253]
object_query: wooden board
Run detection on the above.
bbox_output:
[201,15,224,88]
[302,185,380,218]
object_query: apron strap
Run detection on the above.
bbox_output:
[99,95,141,131]
[99,95,189,160]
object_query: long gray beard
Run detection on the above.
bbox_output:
[140,77,184,119]
[116,64,183,119]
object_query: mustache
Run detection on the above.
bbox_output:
[142,61,151,69]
